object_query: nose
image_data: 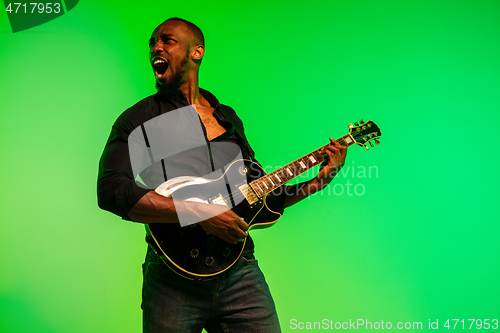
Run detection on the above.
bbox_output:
[151,38,165,54]
[151,41,160,53]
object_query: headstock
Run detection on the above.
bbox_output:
[348,120,382,150]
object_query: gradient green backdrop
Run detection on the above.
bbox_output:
[1,0,499,332]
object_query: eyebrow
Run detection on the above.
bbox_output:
[149,33,175,46]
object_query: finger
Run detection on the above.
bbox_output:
[329,140,347,164]
[234,227,247,240]
[342,145,348,159]
[330,137,346,150]
[334,146,341,158]
[325,151,336,166]
[329,137,337,146]
[236,216,249,231]
[332,142,347,161]
[218,228,239,244]
[324,144,340,155]
[231,234,246,244]
[326,145,340,155]
[222,235,238,244]
[325,146,338,163]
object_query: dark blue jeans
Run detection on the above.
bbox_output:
[142,246,281,333]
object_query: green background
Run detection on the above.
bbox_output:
[1,0,499,331]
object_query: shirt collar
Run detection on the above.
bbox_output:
[200,88,228,121]
[154,88,226,120]
[200,88,220,108]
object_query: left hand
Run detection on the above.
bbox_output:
[316,137,347,186]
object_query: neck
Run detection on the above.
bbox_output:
[178,70,201,105]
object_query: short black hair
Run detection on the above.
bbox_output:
[164,17,204,47]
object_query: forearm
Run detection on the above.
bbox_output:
[284,150,345,209]
[128,191,249,244]
[127,191,185,224]
[284,177,328,208]
[127,191,234,227]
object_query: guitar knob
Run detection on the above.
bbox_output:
[239,165,248,175]
[364,145,370,150]
[348,123,353,128]
[205,256,214,267]
[207,236,216,246]
[190,248,199,258]
[369,141,374,147]
[222,247,231,257]
[360,119,365,124]
[354,122,359,127]
[375,139,380,145]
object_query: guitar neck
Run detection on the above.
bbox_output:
[249,133,357,198]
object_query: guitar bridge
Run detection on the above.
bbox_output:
[238,184,259,205]
[211,195,228,207]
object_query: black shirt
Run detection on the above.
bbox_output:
[97,88,287,253]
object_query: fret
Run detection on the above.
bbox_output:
[342,134,356,147]
[255,182,263,194]
[249,135,352,198]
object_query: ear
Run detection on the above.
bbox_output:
[191,44,205,64]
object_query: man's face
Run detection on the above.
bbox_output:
[149,20,194,93]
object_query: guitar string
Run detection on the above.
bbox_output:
[209,130,381,204]
[212,151,328,204]
[173,135,361,207]
[207,137,355,204]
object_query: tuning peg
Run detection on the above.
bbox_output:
[375,139,380,145]
[369,141,374,147]
[354,122,359,127]
[348,123,353,128]
[364,145,370,150]
[360,119,365,124]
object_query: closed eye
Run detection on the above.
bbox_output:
[148,36,176,49]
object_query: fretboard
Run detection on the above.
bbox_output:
[249,133,357,198]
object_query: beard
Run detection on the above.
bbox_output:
[155,54,190,97]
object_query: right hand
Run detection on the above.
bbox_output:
[195,204,249,244]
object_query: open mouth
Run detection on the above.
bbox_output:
[152,58,169,78]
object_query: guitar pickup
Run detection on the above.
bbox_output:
[238,184,259,205]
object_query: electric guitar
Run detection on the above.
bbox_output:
[147,120,381,280]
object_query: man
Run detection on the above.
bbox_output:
[97,17,347,333]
